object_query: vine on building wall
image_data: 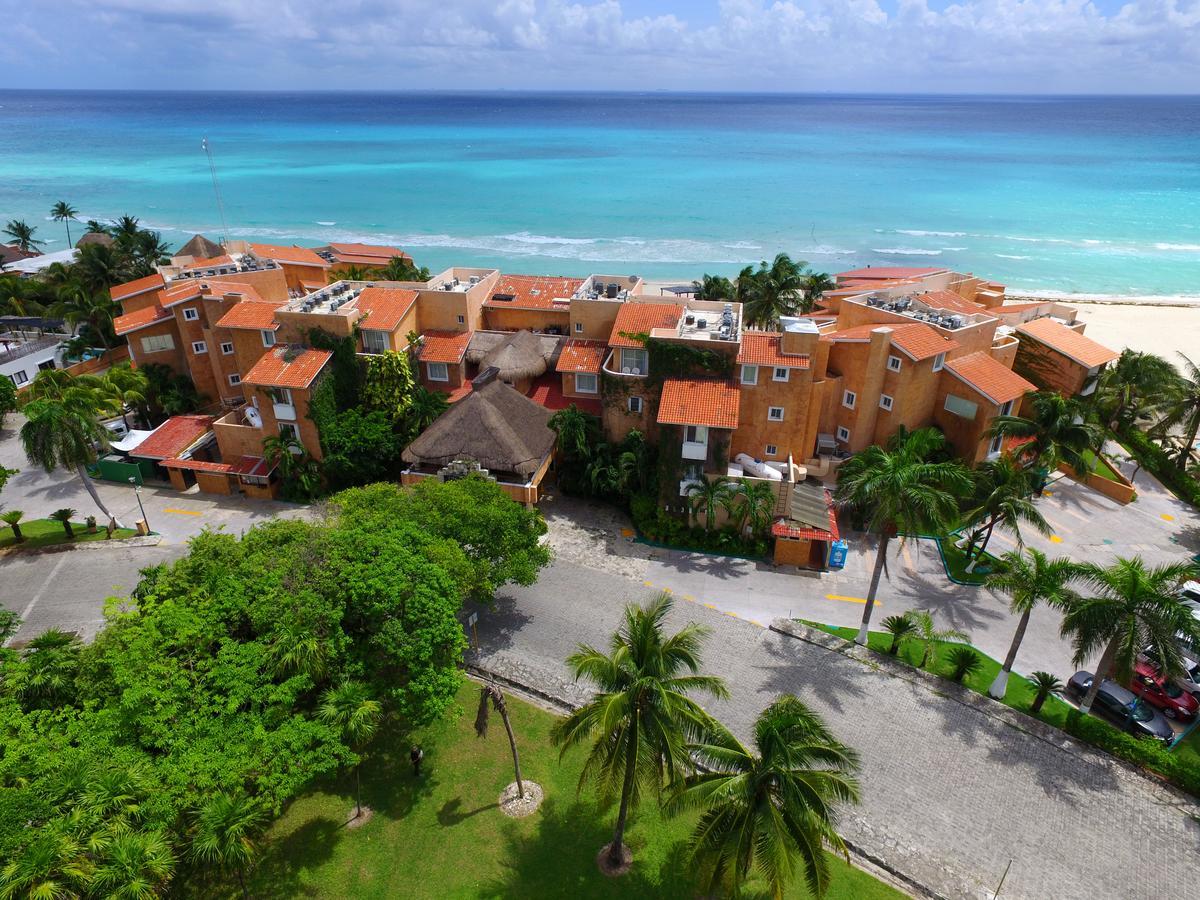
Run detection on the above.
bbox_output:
[306,327,363,411]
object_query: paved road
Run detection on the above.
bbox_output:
[471,561,1200,900]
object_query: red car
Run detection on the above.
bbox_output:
[1129,661,1199,720]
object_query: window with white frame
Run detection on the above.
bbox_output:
[879,394,894,411]
[10,370,28,386]
[887,354,903,372]
[271,387,293,405]
[836,426,851,442]
[574,322,584,333]
[575,372,598,394]
[228,373,242,386]
[278,422,299,443]
[943,394,978,419]
[261,330,276,347]
[768,406,785,422]
[140,333,174,354]
[932,352,946,372]
[842,390,856,409]
[182,307,199,321]
[740,364,758,385]
[426,362,449,382]
[773,366,789,382]
[457,315,465,324]
[220,341,234,355]
[191,340,208,354]
[619,347,649,375]
[765,444,778,456]
[1000,399,1015,417]
[987,433,1004,457]
[362,329,389,354]
[685,424,708,444]
[628,396,643,414]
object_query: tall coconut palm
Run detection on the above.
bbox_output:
[190,792,265,900]
[0,825,90,899]
[476,681,528,800]
[1152,354,1200,472]
[1061,557,1200,714]
[3,219,43,253]
[90,828,175,900]
[51,286,121,349]
[102,364,149,431]
[835,427,972,645]
[986,391,1100,476]
[960,455,1051,566]
[318,680,382,820]
[551,593,727,873]
[0,276,44,316]
[984,548,1081,699]
[740,254,807,329]
[799,270,835,312]
[1094,349,1178,432]
[671,695,861,899]
[687,476,733,531]
[51,202,79,248]
[73,242,134,294]
[20,397,120,526]
[691,273,735,301]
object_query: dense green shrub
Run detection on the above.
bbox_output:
[1117,428,1200,508]
[631,491,769,558]
[1059,708,1200,796]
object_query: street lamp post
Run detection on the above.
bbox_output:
[128,477,149,534]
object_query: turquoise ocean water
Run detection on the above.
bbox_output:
[1,91,1198,298]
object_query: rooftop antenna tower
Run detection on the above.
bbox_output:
[201,137,230,249]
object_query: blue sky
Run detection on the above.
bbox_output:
[5,1,1199,93]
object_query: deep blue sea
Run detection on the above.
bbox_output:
[2,91,1198,298]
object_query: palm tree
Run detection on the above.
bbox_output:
[404,386,449,437]
[687,477,733,531]
[318,681,382,820]
[191,792,265,900]
[946,646,982,684]
[73,242,134,294]
[0,276,44,316]
[551,593,727,873]
[719,480,748,533]
[1027,671,1064,714]
[377,256,430,282]
[1152,354,1200,472]
[986,391,1100,476]
[909,609,968,669]
[51,285,121,349]
[0,825,90,899]
[960,455,1051,567]
[50,508,77,538]
[984,548,1081,700]
[262,435,321,500]
[882,612,916,655]
[18,629,81,708]
[90,828,175,900]
[740,254,807,329]
[1061,557,1200,714]
[85,219,108,234]
[51,202,79,248]
[20,397,121,525]
[102,364,149,431]
[691,273,735,301]
[1094,349,1178,432]
[734,478,778,537]
[670,695,861,899]
[548,403,593,460]
[835,427,972,645]
[268,620,328,682]
[475,681,528,801]
[3,219,43,252]
[799,270,835,312]
[2,510,24,542]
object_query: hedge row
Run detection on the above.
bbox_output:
[1117,428,1200,508]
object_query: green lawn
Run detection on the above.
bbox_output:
[0,518,138,551]
[1081,449,1122,484]
[222,681,905,900]
[936,536,997,585]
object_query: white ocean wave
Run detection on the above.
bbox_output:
[1155,243,1200,252]
[941,246,968,251]
[895,229,967,238]
[316,221,336,226]
[500,231,598,246]
[996,254,1032,260]
[871,247,943,256]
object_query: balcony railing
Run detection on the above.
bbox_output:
[681,441,708,461]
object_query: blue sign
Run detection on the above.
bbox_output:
[828,540,848,570]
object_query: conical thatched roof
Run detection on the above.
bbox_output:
[176,234,223,260]
[402,379,555,477]
[465,330,557,382]
[75,232,114,249]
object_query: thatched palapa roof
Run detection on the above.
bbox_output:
[176,234,224,260]
[75,232,115,249]
[402,379,555,478]
[465,330,560,382]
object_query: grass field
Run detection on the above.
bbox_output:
[936,536,996,585]
[0,517,138,551]
[231,681,905,900]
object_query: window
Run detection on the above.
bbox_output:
[740,365,758,385]
[261,330,276,347]
[362,329,389,354]
[37,359,56,371]
[191,340,208,354]
[987,433,1004,457]
[768,406,785,422]
[887,354,903,372]
[456,315,465,325]
[836,426,851,442]
[1000,399,1015,417]
[842,390,856,409]
[574,322,584,333]
[228,373,242,386]
[182,307,199,321]
[932,352,946,372]
[140,333,174,354]
[575,372,598,394]
[879,394,894,411]
[278,423,299,443]
[627,396,643,414]
[685,424,708,444]
[271,387,293,405]
[765,444,778,457]
[619,347,649,375]
[943,394,979,420]
[220,341,234,355]
[427,362,449,382]
[10,370,28,386]
[773,366,789,382]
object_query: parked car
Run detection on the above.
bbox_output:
[1126,660,1198,720]
[1179,580,1200,607]
[1141,646,1200,696]
[1065,671,1175,743]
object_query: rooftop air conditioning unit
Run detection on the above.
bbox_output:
[697,318,707,329]
[469,275,481,285]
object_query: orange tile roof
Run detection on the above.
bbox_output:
[160,278,265,308]
[110,273,165,301]
[837,266,947,281]
[130,415,215,460]
[114,303,172,336]
[918,290,985,316]
[249,243,329,268]
[823,322,958,361]
[556,339,607,374]
[354,286,419,332]
[244,346,332,389]
[485,274,583,310]
[943,351,1036,405]
[609,302,684,348]
[657,378,740,430]
[327,242,412,265]
[183,254,234,270]
[418,330,472,364]
[737,332,811,368]
[215,300,284,331]
[160,281,203,307]
[1016,317,1119,368]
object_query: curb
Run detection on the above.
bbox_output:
[0,534,162,558]
[767,618,1200,810]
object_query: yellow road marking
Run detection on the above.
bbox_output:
[749,620,765,628]
[703,603,718,610]
[661,587,672,594]
[643,580,654,587]
[1161,513,1175,522]
[724,611,739,618]
[164,508,202,516]
[1049,535,1063,544]
[825,594,879,606]
[683,595,695,601]
[620,528,634,538]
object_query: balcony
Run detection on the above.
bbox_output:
[601,350,648,379]
[273,402,297,421]
[681,441,708,461]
